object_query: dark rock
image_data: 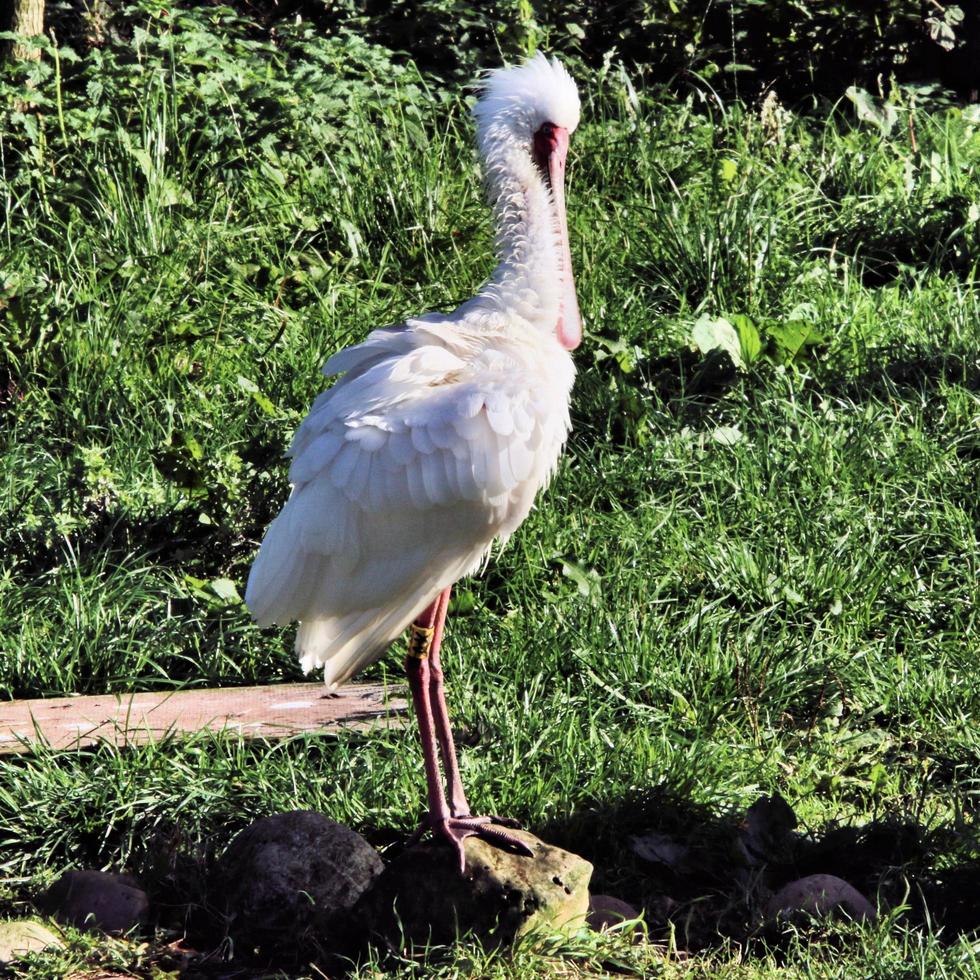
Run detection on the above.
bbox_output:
[629,832,693,874]
[736,794,798,868]
[0,920,63,964]
[39,870,149,935]
[765,874,876,925]
[356,828,591,949]
[587,894,641,933]
[217,810,383,956]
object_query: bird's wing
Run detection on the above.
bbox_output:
[245,325,556,688]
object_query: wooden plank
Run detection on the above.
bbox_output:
[0,682,407,754]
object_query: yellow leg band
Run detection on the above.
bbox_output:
[407,623,435,660]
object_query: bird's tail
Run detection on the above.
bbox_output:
[295,578,441,689]
[247,503,479,689]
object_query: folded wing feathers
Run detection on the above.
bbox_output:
[246,325,564,686]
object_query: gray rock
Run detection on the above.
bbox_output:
[0,920,63,964]
[39,870,149,935]
[356,828,592,949]
[217,810,383,955]
[765,874,876,925]
[587,894,641,933]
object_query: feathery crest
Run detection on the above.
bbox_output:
[473,53,580,158]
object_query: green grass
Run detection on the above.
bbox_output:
[1,6,980,978]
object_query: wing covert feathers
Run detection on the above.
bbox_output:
[245,319,575,688]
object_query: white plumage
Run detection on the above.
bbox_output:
[246,54,582,689]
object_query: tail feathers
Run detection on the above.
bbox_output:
[297,584,436,689]
[248,503,485,689]
[249,511,447,688]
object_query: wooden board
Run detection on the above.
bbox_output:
[0,682,407,754]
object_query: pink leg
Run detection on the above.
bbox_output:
[405,587,533,872]
[404,616,447,823]
[426,588,470,817]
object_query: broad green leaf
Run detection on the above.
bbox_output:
[692,314,745,369]
[562,561,602,602]
[182,433,204,462]
[729,313,761,365]
[210,578,241,603]
[717,158,738,182]
[711,425,743,446]
[845,86,898,136]
[238,375,277,416]
[767,320,823,360]
[159,178,192,208]
[787,301,817,321]
[449,589,476,615]
[594,336,640,373]
[130,147,153,177]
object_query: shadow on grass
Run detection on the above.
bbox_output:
[533,786,980,952]
[148,786,980,974]
[4,733,979,975]
[1,427,288,583]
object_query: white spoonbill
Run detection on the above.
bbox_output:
[246,54,582,871]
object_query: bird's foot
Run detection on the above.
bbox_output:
[437,815,535,874]
[410,813,534,873]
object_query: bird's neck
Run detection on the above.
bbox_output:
[479,145,564,331]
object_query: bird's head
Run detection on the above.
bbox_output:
[473,53,580,150]
[473,54,582,351]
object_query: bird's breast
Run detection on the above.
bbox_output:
[484,343,575,539]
